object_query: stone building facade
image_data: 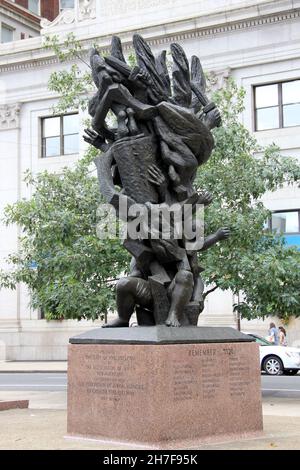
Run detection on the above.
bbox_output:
[0,0,299,359]
[13,0,60,22]
[1,0,40,42]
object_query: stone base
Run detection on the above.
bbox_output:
[67,327,263,448]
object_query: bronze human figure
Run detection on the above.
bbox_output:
[84,34,230,327]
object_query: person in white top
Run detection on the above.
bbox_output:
[279,326,288,346]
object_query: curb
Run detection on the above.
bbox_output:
[0,370,67,373]
[0,400,29,411]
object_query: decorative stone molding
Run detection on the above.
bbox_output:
[0,103,21,130]
[139,10,300,48]
[206,68,231,93]
[2,8,300,73]
[40,8,76,30]
[78,0,96,21]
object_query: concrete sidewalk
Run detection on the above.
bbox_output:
[0,391,67,409]
[0,361,67,373]
[0,394,300,449]
[0,408,300,450]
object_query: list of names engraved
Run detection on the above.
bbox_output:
[228,350,251,398]
[194,348,222,400]
[170,346,251,403]
[171,347,224,402]
[172,360,197,401]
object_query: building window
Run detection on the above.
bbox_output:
[41,114,79,158]
[1,24,14,43]
[28,0,40,15]
[270,210,300,234]
[254,80,300,131]
[60,0,75,10]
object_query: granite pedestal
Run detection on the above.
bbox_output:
[67,326,263,448]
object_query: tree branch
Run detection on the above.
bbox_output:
[203,284,218,299]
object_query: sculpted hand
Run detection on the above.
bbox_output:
[83,128,108,151]
[202,108,222,130]
[147,164,167,189]
[216,227,230,241]
[129,66,151,88]
[197,190,213,206]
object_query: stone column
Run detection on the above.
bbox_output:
[0,103,22,358]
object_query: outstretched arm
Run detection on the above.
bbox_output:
[92,83,157,133]
[83,128,109,152]
[201,227,230,251]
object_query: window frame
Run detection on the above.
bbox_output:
[1,23,14,43]
[28,0,41,15]
[41,113,79,158]
[254,79,300,131]
[59,0,75,10]
[269,209,300,235]
[248,334,272,346]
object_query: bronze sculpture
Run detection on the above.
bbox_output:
[83,34,230,327]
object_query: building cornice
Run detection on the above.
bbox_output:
[1,6,300,73]
[115,8,300,50]
[0,0,41,28]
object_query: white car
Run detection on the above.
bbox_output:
[244,333,300,375]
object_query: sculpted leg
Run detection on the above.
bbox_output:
[103,277,152,328]
[117,110,129,139]
[166,270,194,327]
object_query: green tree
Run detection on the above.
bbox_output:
[197,80,300,321]
[0,151,129,320]
[0,35,299,321]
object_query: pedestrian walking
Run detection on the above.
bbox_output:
[279,326,288,346]
[268,322,279,345]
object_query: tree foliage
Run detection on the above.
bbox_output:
[0,150,129,320]
[197,80,300,320]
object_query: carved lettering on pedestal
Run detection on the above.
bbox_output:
[172,361,197,402]
[77,351,146,404]
[228,354,251,398]
[201,359,221,400]
[175,346,251,402]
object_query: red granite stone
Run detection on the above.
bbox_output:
[0,400,29,411]
[67,342,263,448]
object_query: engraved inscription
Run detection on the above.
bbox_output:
[78,351,146,403]
[228,353,251,398]
[201,357,221,400]
[180,346,252,402]
[171,347,224,403]
[172,361,197,402]
[189,347,222,400]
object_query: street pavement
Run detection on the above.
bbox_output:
[262,374,300,398]
[0,372,299,397]
[0,373,67,391]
